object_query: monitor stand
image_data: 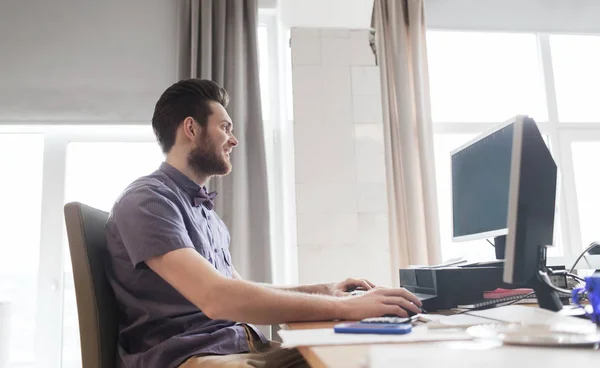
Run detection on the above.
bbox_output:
[532,277,563,311]
[458,236,506,268]
[533,247,564,312]
[493,235,506,260]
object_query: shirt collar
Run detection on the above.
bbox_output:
[158,162,217,209]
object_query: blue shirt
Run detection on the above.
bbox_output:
[105,162,266,368]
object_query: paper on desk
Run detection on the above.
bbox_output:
[419,313,493,328]
[467,305,598,332]
[423,306,598,332]
[367,343,600,368]
[277,325,471,348]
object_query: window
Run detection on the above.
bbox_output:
[258,12,297,285]
[0,134,44,368]
[61,141,164,368]
[428,31,600,264]
[427,31,547,123]
[550,35,600,122]
[0,126,161,368]
[571,140,600,249]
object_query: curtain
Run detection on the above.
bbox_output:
[178,0,272,283]
[371,0,442,282]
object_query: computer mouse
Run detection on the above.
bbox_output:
[383,306,426,318]
[406,309,418,317]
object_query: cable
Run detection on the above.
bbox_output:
[549,268,586,283]
[486,239,494,247]
[454,269,582,313]
[538,270,573,295]
[567,272,586,283]
[569,241,600,273]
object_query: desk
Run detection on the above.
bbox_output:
[282,312,599,368]
[281,310,481,368]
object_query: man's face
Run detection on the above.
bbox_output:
[187,102,238,177]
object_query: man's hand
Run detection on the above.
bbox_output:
[147,248,424,323]
[339,287,423,319]
[327,278,376,297]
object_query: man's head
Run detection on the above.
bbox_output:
[152,79,238,177]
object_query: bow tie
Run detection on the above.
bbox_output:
[194,187,218,210]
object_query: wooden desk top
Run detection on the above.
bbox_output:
[281,309,599,368]
[281,321,367,368]
[281,314,468,368]
[281,321,460,368]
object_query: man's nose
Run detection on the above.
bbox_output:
[229,134,239,147]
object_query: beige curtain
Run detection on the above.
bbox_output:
[372,0,442,283]
[177,0,272,283]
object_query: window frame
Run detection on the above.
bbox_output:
[258,10,299,286]
[428,31,600,266]
[0,124,156,368]
[558,129,600,252]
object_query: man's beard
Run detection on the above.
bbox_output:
[187,133,231,177]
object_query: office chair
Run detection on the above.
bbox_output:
[64,202,118,368]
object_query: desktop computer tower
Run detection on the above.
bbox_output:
[399,266,568,311]
[399,267,508,311]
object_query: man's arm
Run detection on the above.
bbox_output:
[267,283,330,295]
[232,268,375,296]
[148,248,422,325]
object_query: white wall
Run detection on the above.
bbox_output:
[290,28,393,286]
[426,0,600,33]
[280,0,374,28]
[0,0,179,122]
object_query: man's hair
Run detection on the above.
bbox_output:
[152,78,229,153]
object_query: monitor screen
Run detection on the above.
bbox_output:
[451,123,514,241]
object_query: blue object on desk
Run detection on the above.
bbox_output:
[334,322,412,335]
[572,275,600,325]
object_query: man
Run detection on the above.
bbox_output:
[105,78,422,368]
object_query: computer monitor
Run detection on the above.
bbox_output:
[450,119,515,259]
[503,116,562,311]
[451,115,563,311]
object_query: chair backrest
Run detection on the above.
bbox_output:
[64,202,118,368]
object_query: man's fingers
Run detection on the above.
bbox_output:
[346,278,372,290]
[382,297,422,315]
[383,305,408,318]
[356,279,373,290]
[380,288,422,307]
[365,279,376,288]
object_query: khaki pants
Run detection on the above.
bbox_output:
[179,325,310,368]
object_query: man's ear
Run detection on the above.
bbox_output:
[181,117,199,141]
